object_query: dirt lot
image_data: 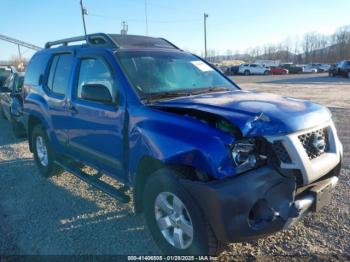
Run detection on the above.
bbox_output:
[0,73,349,259]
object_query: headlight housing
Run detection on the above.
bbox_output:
[231,138,266,174]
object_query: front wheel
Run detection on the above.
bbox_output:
[347,71,350,78]
[32,125,62,177]
[143,169,223,255]
[264,70,270,75]
[244,70,250,76]
[329,72,334,77]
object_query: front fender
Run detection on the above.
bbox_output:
[128,106,237,181]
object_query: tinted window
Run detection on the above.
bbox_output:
[77,58,115,100]
[25,53,50,86]
[0,69,11,78]
[47,56,59,90]
[3,74,14,88]
[47,54,73,95]
[14,76,24,92]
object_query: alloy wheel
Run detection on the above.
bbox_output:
[154,192,194,250]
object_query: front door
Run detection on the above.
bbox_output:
[66,49,126,179]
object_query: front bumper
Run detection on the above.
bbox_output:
[181,164,340,243]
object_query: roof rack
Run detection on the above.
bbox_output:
[45,33,181,51]
[45,33,118,49]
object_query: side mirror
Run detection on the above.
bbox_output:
[0,86,11,93]
[81,84,113,104]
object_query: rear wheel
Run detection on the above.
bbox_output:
[347,71,350,78]
[32,125,62,177]
[264,70,270,75]
[143,168,224,255]
[329,71,334,77]
[0,109,5,119]
[244,70,250,76]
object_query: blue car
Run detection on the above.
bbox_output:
[22,33,343,255]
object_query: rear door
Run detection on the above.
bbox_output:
[44,52,74,146]
[250,64,258,74]
[66,49,126,179]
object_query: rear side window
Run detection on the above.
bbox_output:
[25,53,50,86]
[77,58,115,100]
[47,54,73,95]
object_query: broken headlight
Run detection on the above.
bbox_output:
[231,138,265,174]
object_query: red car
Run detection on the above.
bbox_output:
[270,66,289,75]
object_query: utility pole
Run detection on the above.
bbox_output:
[17,45,22,62]
[145,0,149,35]
[80,0,88,38]
[121,21,128,35]
[204,13,209,60]
[17,44,24,71]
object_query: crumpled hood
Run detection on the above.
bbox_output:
[152,90,332,137]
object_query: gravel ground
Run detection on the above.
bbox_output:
[0,74,349,259]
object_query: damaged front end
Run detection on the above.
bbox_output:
[180,165,340,243]
[149,104,341,242]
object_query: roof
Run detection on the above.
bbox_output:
[45,33,181,51]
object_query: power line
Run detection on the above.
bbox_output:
[88,12,201,24]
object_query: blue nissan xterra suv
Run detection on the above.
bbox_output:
[23,33,343,255]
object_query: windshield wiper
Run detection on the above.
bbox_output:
[189,86,231,95]
[142,91,191,102]
[142,87,231,103]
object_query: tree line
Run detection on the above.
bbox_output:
[206,24,350,65]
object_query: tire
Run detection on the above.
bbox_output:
[143,168,224,255]
[329,72,334,77]
[31,125,62,177]
[264,70,270,75]
[244,70,250,76]
[347,71,350,78]
[0,109,5,119]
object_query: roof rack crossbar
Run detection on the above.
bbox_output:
[45,34,118,49]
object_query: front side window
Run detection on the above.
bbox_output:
[117,51,236,98]
[77,58,115,101]
[47,54,73,95]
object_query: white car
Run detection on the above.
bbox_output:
[238,63,270,75]
[303,65,318,73]
[311,63,331,72]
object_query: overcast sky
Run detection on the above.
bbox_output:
[1,0,350,60]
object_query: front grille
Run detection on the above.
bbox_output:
[272,141,292,163]
[298,128,329,160]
